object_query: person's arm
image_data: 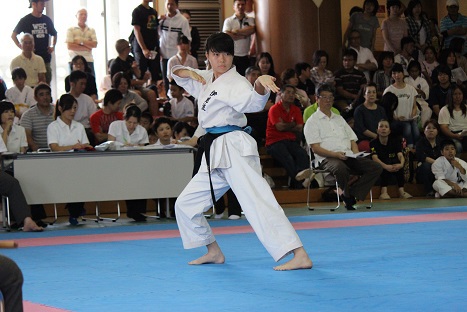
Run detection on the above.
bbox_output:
[381,22,396,52]
[311,143,347,160]
[371,153,391,171]
[47,34,57,55]
[234,25,255,37]
[337,86,359,100]
[11,31,21,49]
[411,96,418,118]
[49,142,89,151]
[133,25,150,59]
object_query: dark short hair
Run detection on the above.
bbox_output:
[440,139,456,151]
[11,67,27,80]
[71,55,89,71]
[436,64,452,79]
[103,89,123,106]
[154,117,173,131]
[69,70,87,84]
[400,36,415,50]
[177,35,190,45]
[112,72,131,89]
[391,63,404,74]
[169,79,184,90]
[342,49,358,60]
[449,37,466,54]
[377,51,394,70]
[141,111,154,124]
[422,119,440,133]
[55,94,77,119]
[0,101,16,116]
[315,83,335,97]
[363,0,379,15]
[124,105,142,121]
[295,62,311,76]
[205,32,234,56]
[280,68,296,85]
[34,83,51,97]
[407,60,422,72]
[280,84,296,93]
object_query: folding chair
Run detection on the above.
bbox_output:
[1,196,11,232]
[0,290,4,312]
[82,202,121,223]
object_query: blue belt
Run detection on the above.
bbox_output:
[206,125,252,134]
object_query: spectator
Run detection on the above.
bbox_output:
[334,49,367,112]
[112,72,148,113]
[353,83,387,152]
[343,0,380,51]
[12,0,57,85]
[223,0,255,76]
[370,119,412,199]
[65,55,98,103]
[431,48,463,86]
[394,37,416,76]
[405,0,431,56]
[0,255,24,311]
[449,37,467,76]
[439,0,467,50]
[167,35,198,83]
[295,62,316,103]
[383,63,420,148]
[405,60,432,125]
[276,69,311,109]
[438,84,467,155]
[348,29,378,82]
[265,85,310,189]
[90,89,124,144]
[10,33,46,88]
[416,119,442,196]
[373,51,395,98]
[304,83,382,210]
[244,66,269,144]
[421,46,439,87]
[310,50,335,86]
[381,0,408,54]
[163,80,195,122]
[428,65,453,117]
[5,68,35,121]
[180,9,201,60]
[66,8,98,76]
[131,0,161,85]
[159,0,191,94]
[432,139,467,198]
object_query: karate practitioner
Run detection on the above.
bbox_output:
[172,32,312,271]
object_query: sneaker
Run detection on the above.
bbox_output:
[341,195,357,210]
[400,192,413,199]
[228,215,241,220]
[69,217,79,226]
[302,177,311,188]
[379,193,391,200]
[214,212,224,219]
[295,168,312,181]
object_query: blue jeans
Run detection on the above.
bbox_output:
[391,119,420,146]
[266,140,309,188]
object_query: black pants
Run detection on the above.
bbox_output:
[0,254,23,312]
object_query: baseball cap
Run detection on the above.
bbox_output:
[446,0,459,7]
[29,0,49,8]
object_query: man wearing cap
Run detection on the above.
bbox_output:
[11,0,57,85]
[440,0,467,50]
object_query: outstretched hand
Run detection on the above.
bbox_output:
[187,70,206,85]
[256,75,280,93]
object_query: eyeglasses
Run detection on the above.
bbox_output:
[319,95,334,101]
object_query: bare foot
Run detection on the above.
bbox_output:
[274,247,313,271]
[189,241,225,265]
[22,217,43,232]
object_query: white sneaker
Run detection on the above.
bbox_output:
[214,212,224,219]
[228,215,241,220]
[295,168,312,181]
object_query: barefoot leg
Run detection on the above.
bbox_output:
[22,217,43,232]
[273,247,313,271]
[189,241,225,265]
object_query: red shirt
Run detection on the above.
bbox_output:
[90,109,124,134]
[265,102,303,146]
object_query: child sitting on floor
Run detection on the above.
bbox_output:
[370,119,413,200]
[432,139,467,198]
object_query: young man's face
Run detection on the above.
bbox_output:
[166,0,178,15]
[32,1,45,14]
[140,117,152,131]
[343,56,355,70]
[35,88,52,107]
[438,72,450,85]
[72,78,87,95]
[234,0,246,16]
[441,144,456,161]
[169,85,183,99]
[349,32,361,48]
[302,67,311,79]
[404,42,415,55]
[109,100,121,113]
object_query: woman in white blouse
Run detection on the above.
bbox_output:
[0,101,28,154]
[108,105,149,146]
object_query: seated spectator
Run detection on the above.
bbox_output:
[9,33,46,88]
[5,68,35,122]
[438,84,467,155]
[353,83,387,152]
[0,101,28,172]
[256,52,278,83]
[310,50,335,86]
[405,60,432,125]
[383,63,420,149]
[431,48,463,86]
[110,39,158,116]
[303,100,340,124]
[172,121,193,142]
[166,35,198,83]
[112,72,148,113]
[153,117,177,145]
[266,84,310,189]
[163,80,195,123]
[373,51,395,98]
[276,69,310,109]
[140,111,154,132]
[295,62,316,102]
[370,119,413,199]
[90,89,124,144]
[428,65,453,117]
[432,139,467,198]
[47,94,92,225]
[348,29,378,82]
[334,49,367,112]
[0,76,6,101]
[421,46,439,87]
[450,37,467,76]
[394,37,416,76]
[65,55,98,103]
[381,0,408,54]
[108,105,149,221]
[245,65,270,144]
[304,83,382,210]
[416,119,442,196]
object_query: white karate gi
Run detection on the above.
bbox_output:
[172,65,303,261]
[432,156,467,196]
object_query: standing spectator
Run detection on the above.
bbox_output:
[310,50,335,86]
[381,0,408,54]
[131,0,161,85]
[405,0,431,56]
[12,0,57,85]
[180,9,200,61]
[348,30,378,82]
[440,0,467,51]
[343,0,380,51]
[10,33,46,88]
[66,8,98,76]
[223,0,255,76]
[383,63,420,149]
[416,119,442,196]
[159,0,191,94]
[373,51,394,98]
[266,85,310,189]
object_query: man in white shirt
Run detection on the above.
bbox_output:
[348,30,378,82]
[10,34,46,88]
[304,83,382,210]
[223,0,255,76]
[394,37,416,76]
